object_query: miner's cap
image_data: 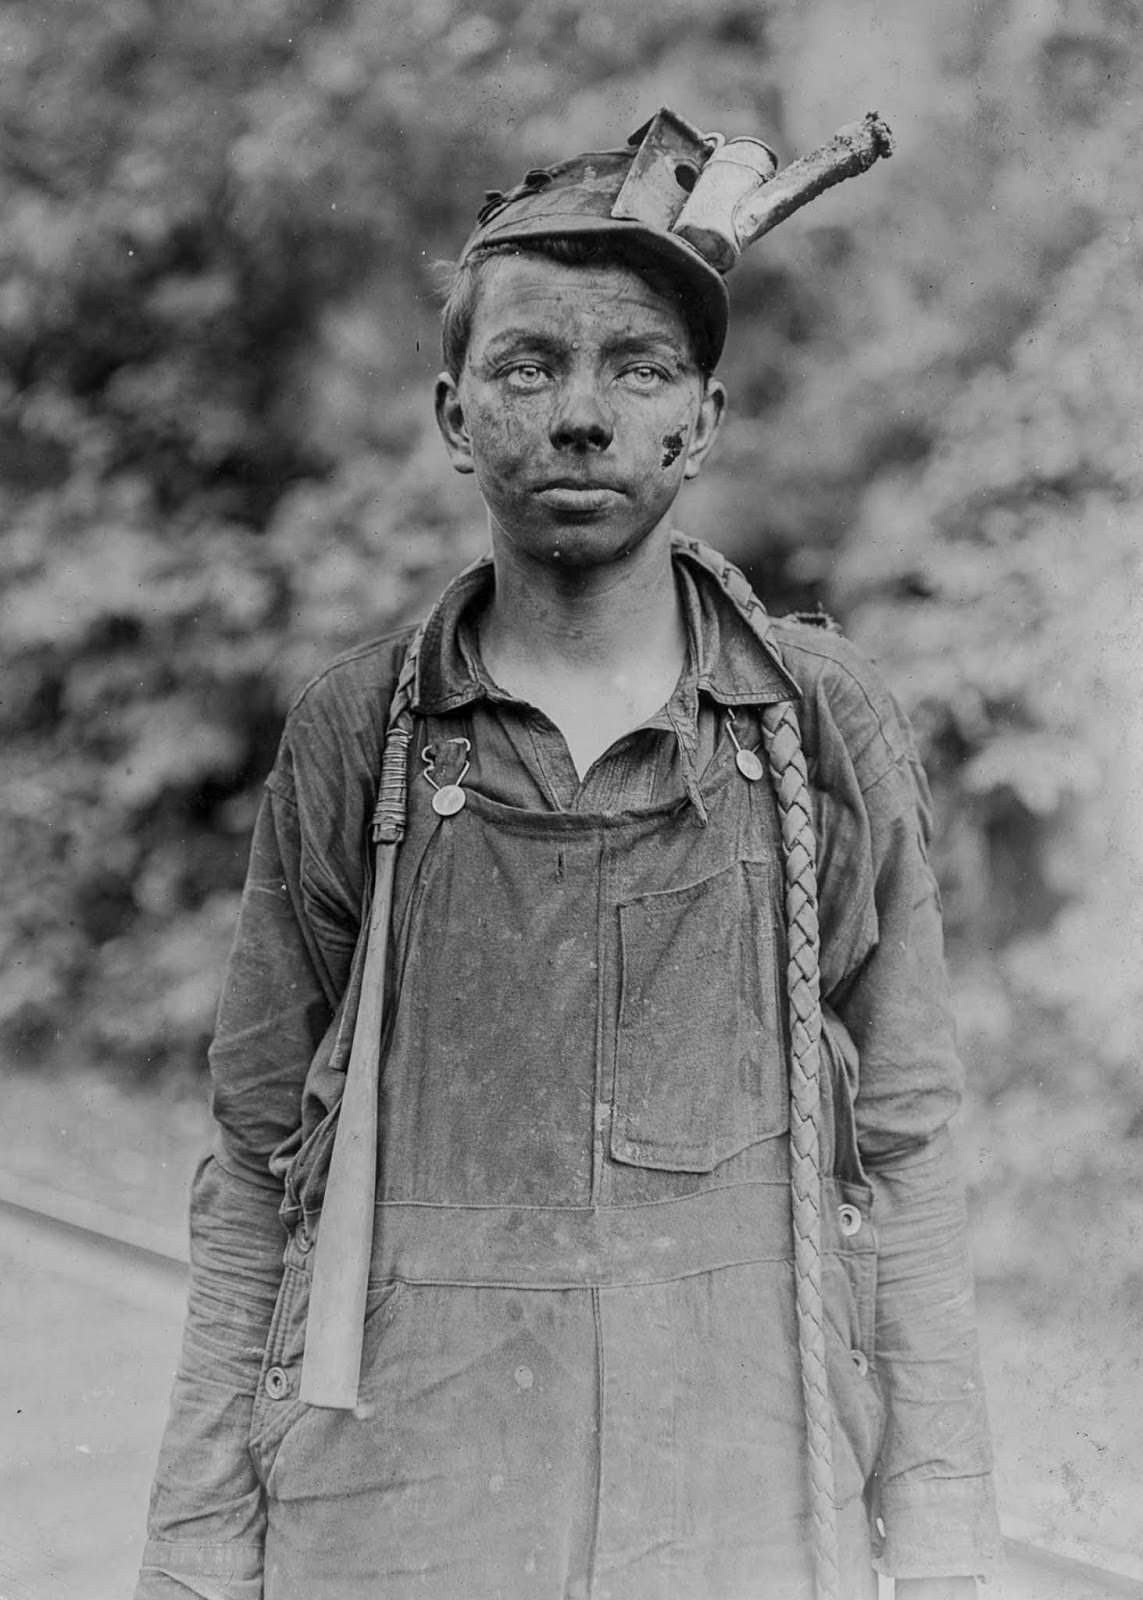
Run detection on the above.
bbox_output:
[459,110,779,372]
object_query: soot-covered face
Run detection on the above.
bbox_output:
[435,253,725,571]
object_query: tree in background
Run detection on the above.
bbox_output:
[1,0,1138,1203]
[839,27,1143,1293]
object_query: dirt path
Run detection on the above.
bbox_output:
[0,1205,186,1600]
[4,1068,1142,1593]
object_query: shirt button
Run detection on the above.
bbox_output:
[295,1226,313,1254]
[838,1203,862,1237]
[850,1349,870,1377]
[264,1366,291,1400]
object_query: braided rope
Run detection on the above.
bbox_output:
[762,701,839,1600]
[671,533,838,1599]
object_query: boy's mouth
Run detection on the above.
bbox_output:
[534,483,624,514]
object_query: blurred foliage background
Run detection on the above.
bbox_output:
[2,0,1142,1326]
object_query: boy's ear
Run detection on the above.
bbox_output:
[435,373,475,475]
[683,378,727,480]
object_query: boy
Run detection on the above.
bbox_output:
[138,110,999,1599]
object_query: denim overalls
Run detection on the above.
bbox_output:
[248,691,882,1600]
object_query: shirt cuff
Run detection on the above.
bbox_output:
[136,1540,264,1600]
[873,1473,1003,1579]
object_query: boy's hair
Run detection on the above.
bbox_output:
[437,236,717,382]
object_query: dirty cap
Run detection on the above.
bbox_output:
[459,110,775,371]
[457,108,894,372]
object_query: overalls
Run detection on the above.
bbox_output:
[246,704,884,1600]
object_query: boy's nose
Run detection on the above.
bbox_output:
[549,378,614,451]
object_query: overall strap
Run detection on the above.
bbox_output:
[673,534,838,1600]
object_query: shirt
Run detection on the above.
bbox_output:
[137,536,1001,1598]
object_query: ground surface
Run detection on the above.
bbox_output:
[0,1205,186,1600]
[3,1067,1142,1598]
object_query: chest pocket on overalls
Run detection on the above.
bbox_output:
[611,858,787,1172]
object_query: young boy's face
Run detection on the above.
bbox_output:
[435,253,725,571]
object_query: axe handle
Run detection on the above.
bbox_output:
[299,841,396,1408]
[737,112,893,247]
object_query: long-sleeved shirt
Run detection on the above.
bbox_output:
[137,536,1000,1598]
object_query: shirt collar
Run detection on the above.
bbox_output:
[412,538,798,716]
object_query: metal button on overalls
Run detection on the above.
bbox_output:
[264,1366,290,1401]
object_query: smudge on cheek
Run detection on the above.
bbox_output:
[661,431,684,469]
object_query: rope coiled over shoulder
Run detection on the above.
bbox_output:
[761,700,839,1600]
[675,534,838,1600]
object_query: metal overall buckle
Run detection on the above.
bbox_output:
[421,737,472,816]
[725,708,764,782]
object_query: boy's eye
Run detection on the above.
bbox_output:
[504,362,550,390]
[620,363,668,389]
